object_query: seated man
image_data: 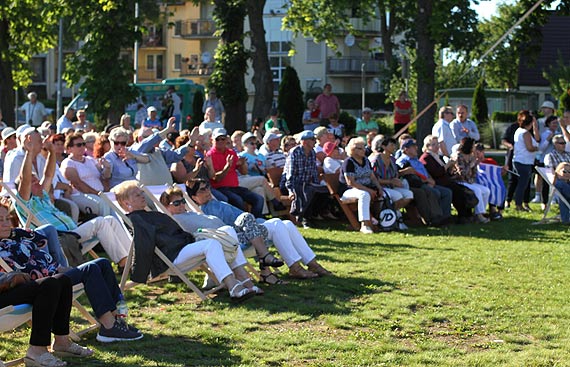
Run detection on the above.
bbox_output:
[14,135,131,268]
[0,212,143,343]
[186,179,332,280]
[552,162,570,224]
[205,128,264,218]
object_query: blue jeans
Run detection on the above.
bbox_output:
[64,258,121,318]
[514,162,533,206]
[217,186,264,218]
[554,180,570,223]
[36,224,68,267]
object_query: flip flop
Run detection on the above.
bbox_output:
[24,353,67,367]
[52,342,94,358]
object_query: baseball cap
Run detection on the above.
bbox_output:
[1,127,16,140]
[147,106,157,113]
[241,132,256,145]
[263,131,282,144]
[16,124,35,138]
[212,127,228,140]
[299,130,315,141]
[323,141,338,156]
[541,101,555,110]
[401,139,417,149]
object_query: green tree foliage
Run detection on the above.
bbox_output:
[471,78,488,127]
[0,0,64,125]
[543,52,570,100]
[560,88,570,115]
[208,0,248,133]
[277,66,304,133]
[64,0,158,123]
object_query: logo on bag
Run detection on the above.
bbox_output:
[379,209,397,227]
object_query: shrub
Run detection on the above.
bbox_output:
[278,66,304,133]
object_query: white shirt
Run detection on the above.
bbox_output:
[513,127,538,165]
[19,101,47,127]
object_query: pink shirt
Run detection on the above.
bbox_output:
[206,147,239,188]
[315,94,340,119]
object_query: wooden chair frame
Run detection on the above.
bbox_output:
[323,173,361,231]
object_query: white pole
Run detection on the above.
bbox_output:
[133,2,139,84]
[57,18,64,119]
[361,63,365,111]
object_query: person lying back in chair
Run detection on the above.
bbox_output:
[14,134,131,269]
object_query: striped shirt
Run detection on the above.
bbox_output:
[15,191,77,231]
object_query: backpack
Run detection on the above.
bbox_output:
[377,193,399,232]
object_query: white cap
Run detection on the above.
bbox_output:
[147,106,157,113]
[541,101,555,110]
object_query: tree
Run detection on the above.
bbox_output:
[246,0,274,122]
[471,78,488,127]
[277,66,304,133]
[0,1,63,125]
[206,0,248,134]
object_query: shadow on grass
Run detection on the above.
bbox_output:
[78,334,239,367]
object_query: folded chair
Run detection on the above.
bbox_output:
[0,258,99,343]
[323,173,361,231]
[140,185,262,281]
[99,191,224,301]
[0,182,99,260]
[0,303,32,366]
[534,166,570,224]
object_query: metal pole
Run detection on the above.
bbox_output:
[361,63,365,111]
[14,90,19,127]
[56,17,64,119]
[133,2,139,83]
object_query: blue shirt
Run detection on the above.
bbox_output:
[238,151,267,176]
[284,146,319,193]
[396,153,430,178]
[450,118,480,143]
[200,199,245,225]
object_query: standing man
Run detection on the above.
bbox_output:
[538,100,558,136]
[315,84,340,124]
[393,91,413,134]
[355,107,378,138]
[431,106,456,157]
[450,104,480,143]
[19,92,47,127]
[56,106,75,134]
[202,89,225,123]
[142,106,162,129]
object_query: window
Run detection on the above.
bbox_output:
[146,55,155,70]
[30,57,46,83]
[174,54,181,71]
[174,21,182,36]
[306,41,322,63]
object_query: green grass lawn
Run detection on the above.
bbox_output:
[2,205,570,366]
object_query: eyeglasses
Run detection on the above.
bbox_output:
[444,111,454,115]
[246,141,256,146]
[354,146,364,150]
[555,141,566,145]
[169,199,185,207]
[114,141,127,146]
[73,142,86,147]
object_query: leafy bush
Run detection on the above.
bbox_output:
[278,66,304,133]
[491,111,519,123]
[339,111,356,135]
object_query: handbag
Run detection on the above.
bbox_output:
[460,185,479,209]
[0,272,31,294]
[193,228,239,263]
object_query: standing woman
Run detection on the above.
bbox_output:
[393,91,413,134]
[513,110,540,212]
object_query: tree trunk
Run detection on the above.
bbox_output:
[415,0,436,144]
[247,0,273,122]
[0,18,15,126]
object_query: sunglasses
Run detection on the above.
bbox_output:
[169,199,185,207]
[114,141,127,146]
[216,136,227,141]
[73,142,86,147]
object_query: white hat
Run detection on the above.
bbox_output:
[27,92,37,100]
[147,106,157,113]
[212,128,228,140]
[541,101,555,110]
[1,127,16,140]
[263,131,282,144]
[241,132,256,145]
[16,124,35,138]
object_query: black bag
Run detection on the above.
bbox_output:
[402,174,423,188]
[460,185,479,209]
[377,193,399,232]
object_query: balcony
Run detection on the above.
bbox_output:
[179,19,216,38]
[348,18,380,34]
[180,63,214,76]
[141,29,165,48]
[327,57,384,76]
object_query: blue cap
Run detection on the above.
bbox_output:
[401,139,417,149]
[299,130,315,140]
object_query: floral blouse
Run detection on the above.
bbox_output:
[452,152,478,183]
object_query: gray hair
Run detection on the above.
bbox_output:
[109,127,131,142]
[371,134,384,153]
[346,136,366,156]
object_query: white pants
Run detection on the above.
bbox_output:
[341,188,371,222]
[383,187,414,202]
[70,193,112,217]
[73,216,130,263]
[262,218,316,267]
[459,182,490,214]
[217,225,248,269]
[239,175,276,215]
[173,238,233,283]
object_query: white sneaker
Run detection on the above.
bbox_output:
[531,195,542,203]
[360,225,374,234]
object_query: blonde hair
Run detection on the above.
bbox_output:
[112,180,141,211]
[422,134,437,152]
[346,136,366,156]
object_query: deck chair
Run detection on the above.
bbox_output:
[534,166,570,224]
[0,182,99,261]
[266,167,295,219]
[323,173,361,231]
[140,185,262,281]
[0,302,32,366]
[99,191,224,301]
[0,257,99,343]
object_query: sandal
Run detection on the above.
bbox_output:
[288,267,319,279]
[307,262,333,277]
[260,272,288,285]
[240,278,264,295]
[24,353,67,367]
[229,283,255,302]
[52,342,94,358]
[259,253,284,269]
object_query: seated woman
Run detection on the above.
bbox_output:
[238,132,286,213]
[60,133,113,216]
[450,137,491,223]
[112,181,258,301]
[186,179,332,280]
[104,127,150,189]
[160,186,286,285]
[0,204,143,343]
[322,141,344,175]
[419,135,475,223]
[0,272,93,367]
[340,137,384,234]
